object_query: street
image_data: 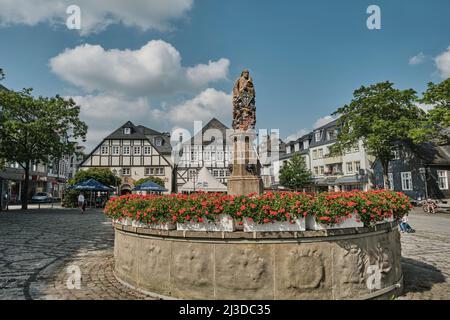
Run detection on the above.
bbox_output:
[0,207,448,300]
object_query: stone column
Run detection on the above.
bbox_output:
[227,129,264,196]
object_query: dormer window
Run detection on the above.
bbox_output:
[315,131,321,142]
[154,138,162,147]
[124,128,131,135]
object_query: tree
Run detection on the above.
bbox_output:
[70,168,120,187]
[415,78,450,144]
[279,153,312,191]
[0,68,4,81]
[330,81,426,189]
[0,88,88,209]
[134,176,166,188]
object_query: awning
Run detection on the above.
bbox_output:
[68,179,112,191]
[133,181,167,192]
[179,167,227,192]
[335,176,368,184]
[0,169,23,181]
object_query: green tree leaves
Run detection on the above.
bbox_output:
[279,153,312,191]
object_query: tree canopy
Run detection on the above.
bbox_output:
[134,176,166,188]
[0,88,88,208]
[279,153,312,191]
[330,81,427,189]
[416,78,450,144]
[70,168,120,187]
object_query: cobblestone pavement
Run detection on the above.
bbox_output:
[0,208,155,300]
[398,209,450,300]
[0,207,449,300]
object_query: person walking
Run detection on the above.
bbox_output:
[78,193,85,214]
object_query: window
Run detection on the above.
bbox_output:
[327,130,336,141]
[154,138,162,146]
[401,172,412,191]
[204,152,211,161]
[346,162,353,174]
[101,146,109,155]
[213,170,219,177]
[123,146,130,155]
[143,146,151,155]
[319,166,325,175]
[112,146,120,155]
[286,146,291,154]
[225,170,230,177]
[303,140,309,149]
[315,131,321,142]
[354,161,361,173]
[314,167,319,175]
[124,128,131,135]
[312,150,318,160]
[145,167,165,176]
[217,151,224,161]
[219,170,225,177]
[294,143,300,152]
[438,171,449,190]
[392,148,400,160]
[145,168,151,176]
[134,146,141,155]
[122,168,131,176]
[318,149,323,159]
[388,173,394,190]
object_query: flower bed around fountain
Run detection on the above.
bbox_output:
[104,190,411,231]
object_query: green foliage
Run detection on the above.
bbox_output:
[279,153,312,191]
[330,81,426,188]
[62,189,81,208]
[70,168,120,187]
[416,78,450,143]
[134,176,165,188]
[0,88,88,208]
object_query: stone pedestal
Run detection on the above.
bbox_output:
[227,130,263,196]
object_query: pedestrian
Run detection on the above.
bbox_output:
[400,214,415,233]
[78,193,85,214]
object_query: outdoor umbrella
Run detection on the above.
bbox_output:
[133,181,167,193]
[70,179,112,191]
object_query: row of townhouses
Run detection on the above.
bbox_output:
[0,144,85,208]
[279,119,450,199]
[3,115,448,203]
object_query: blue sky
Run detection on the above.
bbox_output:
[0,0,449,150]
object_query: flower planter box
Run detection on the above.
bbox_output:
[176,214,235,232]
[115,218,175,230]
[306,215,363,230]
[243,218,305,232]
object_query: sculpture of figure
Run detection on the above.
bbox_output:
[232,69,256,130]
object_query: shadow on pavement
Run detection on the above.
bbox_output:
[401,257,446,295]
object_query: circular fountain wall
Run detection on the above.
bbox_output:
[113,222,403,300]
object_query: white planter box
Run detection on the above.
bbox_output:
[306,215,363,230]
[115,218,175,230]
[243,218,305,232]
[176,214,234,232]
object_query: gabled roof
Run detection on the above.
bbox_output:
[105,121,148,140]
[413,142,450,166]
[137,124,172,154]
[188,118,229,146]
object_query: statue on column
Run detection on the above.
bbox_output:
[232,69,256,131]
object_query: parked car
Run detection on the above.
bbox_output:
[31,192,53,203]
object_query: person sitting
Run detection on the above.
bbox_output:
[400,214,415,233]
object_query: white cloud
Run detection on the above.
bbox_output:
[313,115,337,129]
[435,46,450,79]
[165,88,231,128]
[71,88,231,151]
[0,0,193,35]
[50,40,230,97]
[285,129,309,143]
[409,52,426,65]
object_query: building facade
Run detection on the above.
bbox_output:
[79,121,173,194]
[373,142,450,200]
[175,118,232,190]
[279,119,375,191]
